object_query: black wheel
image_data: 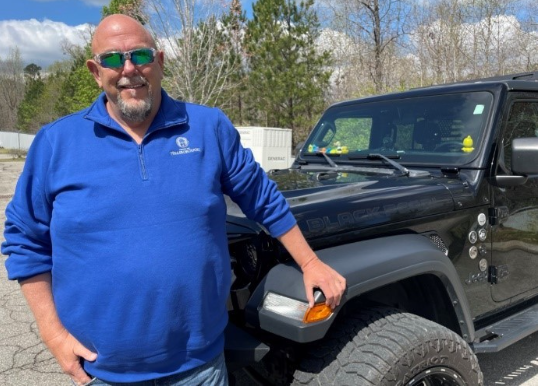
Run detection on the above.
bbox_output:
[259,307,483,386]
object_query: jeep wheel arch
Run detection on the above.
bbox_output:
[245,234,474,343]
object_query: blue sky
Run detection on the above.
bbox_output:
[2,0,109,26]
[0,0,257,68]
[2,0,257,27]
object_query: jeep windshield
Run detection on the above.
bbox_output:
[299,91,493,168]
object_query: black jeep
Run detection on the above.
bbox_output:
[224,73,538,385]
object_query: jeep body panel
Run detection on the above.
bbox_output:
[245,234,474,343]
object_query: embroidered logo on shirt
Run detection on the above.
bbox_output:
[170,136,201,156]
[176,137,189,148]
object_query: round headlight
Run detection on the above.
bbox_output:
[479,258,488,272]
[478,228,487,241]
[478,213,487,226]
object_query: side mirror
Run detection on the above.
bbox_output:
[512,137,538,175]
[492,137,538,187]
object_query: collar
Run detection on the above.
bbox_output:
[84,89,188,138]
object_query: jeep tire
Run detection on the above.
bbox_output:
[260,307,483,385]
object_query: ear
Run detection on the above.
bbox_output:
[157,50,165,79]
[86,59,104,88]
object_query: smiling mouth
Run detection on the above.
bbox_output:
[119,83,146,90]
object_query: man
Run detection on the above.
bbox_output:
[2,14,345,385]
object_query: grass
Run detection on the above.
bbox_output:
[0,148,27,161]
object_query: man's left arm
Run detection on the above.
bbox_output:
[277,225,346,309]
[213,111,346,307]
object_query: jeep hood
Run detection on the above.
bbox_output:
[227,169,460,240]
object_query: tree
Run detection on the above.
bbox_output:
[214,0,250,124]
[408,0,537,83]
[55,42,101,116]
[103,0,147,23]
[144,0,241,106]
[467,0,519,77]
[409,0,469,85]
[0,48,25,131]
[322,0,410,94]
[246,0,331,145]
[24,63,42,80]
[17,76,45,133]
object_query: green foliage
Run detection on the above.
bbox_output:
[16,77,45,133]
[17,60,91,133]
[55,45,101,117]
[55,64,101,117]
[333,118,372,151]
[214,0,249,124]
[23,63,42,79]
[102,0,147,24]
[245,0,331,146]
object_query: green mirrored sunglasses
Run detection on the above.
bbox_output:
[94,48,157,69]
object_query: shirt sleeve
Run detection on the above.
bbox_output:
[2,129,53,281]
[216,110,296,238]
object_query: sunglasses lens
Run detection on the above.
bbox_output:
[130,49,155,65]
[100,53,124,68]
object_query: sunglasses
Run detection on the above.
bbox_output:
[94,48,157,69]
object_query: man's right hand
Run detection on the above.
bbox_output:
[19,273,97,386]
[44,328,97,385]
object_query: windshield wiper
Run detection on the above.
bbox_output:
[316,151,338,168]
[352,153,409,176]
[349,153,431,178]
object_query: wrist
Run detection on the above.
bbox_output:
[40,323,68,344]
[300,254,319,271]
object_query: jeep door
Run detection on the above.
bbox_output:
[490,93,538,302]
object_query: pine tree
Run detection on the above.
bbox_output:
[55,44,101,117]
[216,0,249,124]
[246,0,331,145]
[16,74,45,133]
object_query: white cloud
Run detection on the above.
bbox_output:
[0,19,92,68]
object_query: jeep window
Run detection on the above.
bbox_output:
[310,118,372,152]
[302,92,494,167]
[501,100,538,170]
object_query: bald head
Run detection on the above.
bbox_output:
[92,14,156,55]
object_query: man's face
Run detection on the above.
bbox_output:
[87,23,164,123]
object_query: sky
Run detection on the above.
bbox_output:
[0,0,256,69]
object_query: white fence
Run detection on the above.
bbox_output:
[0,132,35,151]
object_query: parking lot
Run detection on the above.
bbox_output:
[0,160,537,385]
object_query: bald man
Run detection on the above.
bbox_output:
[2,14,345,385]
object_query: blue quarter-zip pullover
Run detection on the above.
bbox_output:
[2,90,296,382]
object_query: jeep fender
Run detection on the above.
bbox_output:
[245,234,474,344]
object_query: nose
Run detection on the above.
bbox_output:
[122,59,137,75]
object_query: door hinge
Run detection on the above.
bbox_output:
[489,206,509,226]
[488,265,509,284]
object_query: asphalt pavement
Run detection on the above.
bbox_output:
[0,160,537,385]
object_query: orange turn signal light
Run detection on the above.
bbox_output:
[303,303,333,324]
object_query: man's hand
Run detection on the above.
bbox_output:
[300,256,346,309]
[19,273,97,385]
[277,225,346,309]
[44,328,97,385]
